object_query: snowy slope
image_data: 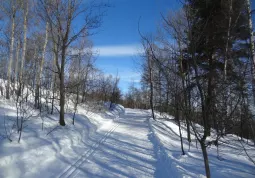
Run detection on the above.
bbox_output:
[0,97,124,178]
[149,113,255,178]
[0,98,254,178]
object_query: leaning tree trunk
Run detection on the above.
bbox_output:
[6,4,16,99]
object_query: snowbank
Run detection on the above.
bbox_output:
[149,117,255,178]
[0,96,125,178]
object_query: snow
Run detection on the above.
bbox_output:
[0,97,254,178]
[70,109,156,178]
[0,97,124,178]
[150,112,255,178]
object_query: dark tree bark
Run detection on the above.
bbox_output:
[201,141,211,178]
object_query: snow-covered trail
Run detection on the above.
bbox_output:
[64,108,160,178]
[1,102,254,178]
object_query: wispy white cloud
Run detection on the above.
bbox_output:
[94,44,142,57]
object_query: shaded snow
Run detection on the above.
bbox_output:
[149,113,255,178]
[0,98,254,178]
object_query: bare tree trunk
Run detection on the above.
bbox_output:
[221,0,233,136]
[109,74,119,109]
[18,110,24,143]
[20,0,28,88]
[35,22,48,108]
[39,0,104,126]
[51,45,57,114]
[224,0,232,79]
[201,141,210,178]
[73,52,84,125]
[73,86,79,125]
[59,48,66,126]
[14,41,20,90]
[188,17,211,177]
[59,75,66,126]
[158,70,162,115]
[178,39,191,145]
[6,2,16,99]
[148,54,155,120]
[176,95,185,155]
[51,76,56,115]
[243,0,255,145]
[205,56,215,137]
[249,118,255,145]
[246,0,255,107]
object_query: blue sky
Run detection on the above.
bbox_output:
[91,0,181,93]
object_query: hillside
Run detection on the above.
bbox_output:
[0,98,254,178]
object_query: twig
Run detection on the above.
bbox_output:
[238,137,255,165]
[46,125,59,135]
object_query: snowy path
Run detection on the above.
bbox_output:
[1,103,254,178]
[64,108,159,178]
[58,123,120,178]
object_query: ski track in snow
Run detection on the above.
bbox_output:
[68,109,158,178]
[58,122,120,178]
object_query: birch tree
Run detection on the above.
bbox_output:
[35,22,48,108]
[19,0,28,89]
[39,0,105,126]
[245,0,255,144]
[0,0,20,99]
[246,0,255,106]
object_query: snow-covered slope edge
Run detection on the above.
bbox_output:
[0,97,125,178]
[149,116,255,178]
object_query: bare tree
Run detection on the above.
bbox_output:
[35,22,48,108]
[246,0,255,106]
[0,0,20,99]
[140,38,156,120]
[19,0,28,88]
[109,73,120,109]
[161,10,192,146]
[39,0,106,126]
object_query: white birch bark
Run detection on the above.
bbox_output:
[224,0,232,79]
[6,0,16,99]
[14,41,20,88]
[20,0,28,83]
[37,22,49,86]
[246,0,255,106]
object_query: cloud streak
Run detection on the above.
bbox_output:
[94,44,142,57]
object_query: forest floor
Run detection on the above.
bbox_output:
[0,98,254,178]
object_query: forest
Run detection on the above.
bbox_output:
[123,0,255,176]
[0,0,254,178]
